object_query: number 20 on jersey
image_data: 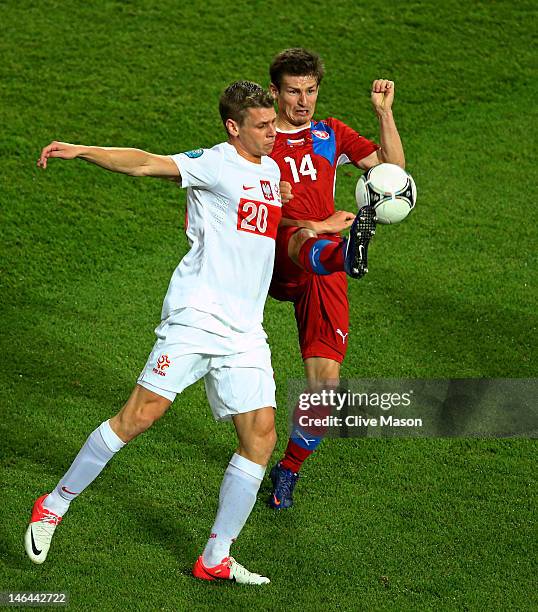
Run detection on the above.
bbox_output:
[237,198,281,239]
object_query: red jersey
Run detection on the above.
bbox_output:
[270,117,379,221]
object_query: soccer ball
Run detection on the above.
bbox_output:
[355,163,416,224]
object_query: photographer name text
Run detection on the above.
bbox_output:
[298,414,423,428]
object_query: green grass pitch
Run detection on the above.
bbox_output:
[1,0,536,609]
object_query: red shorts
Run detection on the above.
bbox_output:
[269,226,349,363]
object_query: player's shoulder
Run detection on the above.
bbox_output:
[262,155,280,176]
[174,142,224,162]
[313,118,363,145]
[310,117,354,138]
[202,142,228,161]
[214,141,236,158]
[319,117,353,131]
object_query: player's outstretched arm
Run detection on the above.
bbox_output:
[359,79,405,171]
[37,141,180,180]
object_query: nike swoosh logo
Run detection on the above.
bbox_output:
[61,486,78,495]
[243,185,255,190]
[30,526,42,556]
[272,495,281,506]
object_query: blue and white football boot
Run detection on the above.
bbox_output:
[344,205,377,279]
[268,462,299,510]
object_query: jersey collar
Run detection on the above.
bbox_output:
[276,121,313,135]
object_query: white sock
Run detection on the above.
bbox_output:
[202,453,265,567]
[44,420,125,517]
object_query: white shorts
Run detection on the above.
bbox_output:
[137,316,276,422]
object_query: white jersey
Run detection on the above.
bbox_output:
[162,142,281,333]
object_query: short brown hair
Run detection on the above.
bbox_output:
[269,48,325,91]
[219,81,274,130]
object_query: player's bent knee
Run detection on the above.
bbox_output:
[253,426,277,463]
[128,409,159,436]
[288,227,317,262]
[233,406,276,464]
[240,426,277,465]
[308,378,340,394]
[305,359,341,392]
[112,387,171,441]
[112,412,151,441]
[253,411,277,441]
[295,227,318,241]
[264,427,278,453]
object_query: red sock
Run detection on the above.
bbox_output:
[280,439,315,473]
[297,238,345,274]
[279,395,333,473]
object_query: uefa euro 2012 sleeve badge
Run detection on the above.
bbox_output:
[183,148,204,158]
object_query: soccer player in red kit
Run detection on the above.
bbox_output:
[267,48,406,508]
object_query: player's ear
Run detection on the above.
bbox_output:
[225,118,240,138]
[269,83,279,99]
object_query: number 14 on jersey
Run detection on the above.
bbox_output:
[284,154,318,183]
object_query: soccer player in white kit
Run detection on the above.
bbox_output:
[25,81,281,585]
